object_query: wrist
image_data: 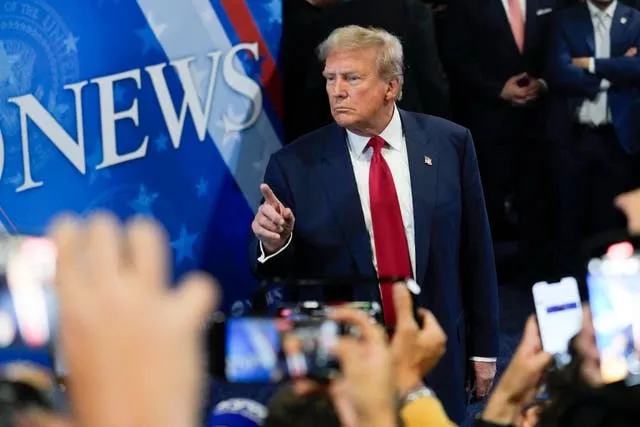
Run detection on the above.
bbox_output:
[481,389,522,425]
[396,372,423,396]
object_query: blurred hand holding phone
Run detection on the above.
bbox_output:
[210,277,424,384]
[0,235,59,372]
[587,240,640,386]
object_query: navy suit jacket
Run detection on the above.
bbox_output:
[248,110,500,422]
[546,2,640,152]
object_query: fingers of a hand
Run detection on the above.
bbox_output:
[282,207,295,225]
[260,184,282,209]
[257,214,283,234]
[259,203,285,226]
[419,309,446,343]
[125,217,169,290]
[252,219,281,241]
[329,308,376,341]
[476,380,492,397]
[86,212,124,284]
[513,72,528,81]
[48,215,83,293]
[332,338,359,363]
[175,272,219,327]
[532,351,554,372]
[393,283,416,329]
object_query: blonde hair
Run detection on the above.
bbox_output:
[317,25,404,100]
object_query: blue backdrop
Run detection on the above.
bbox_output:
[0,0,283,316]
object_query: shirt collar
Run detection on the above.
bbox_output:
[346,106,403,157]
[587,0,617,19]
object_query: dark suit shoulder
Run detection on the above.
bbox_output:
[401,110,471,146]
[270,122,340,164]
[406,111,469,135]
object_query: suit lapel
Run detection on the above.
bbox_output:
[399,110,437,287]
[524,0,537,53]
[319,125,376,278]
[578,4,596,54]
[611,4,631,55]
[492,0,522,54]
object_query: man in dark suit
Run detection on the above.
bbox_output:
[546,0,640,277]
[249,25,500,423]
[444,0,558,281]
[281,0,450,143]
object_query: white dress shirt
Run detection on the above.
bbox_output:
[579,0,616,125]
[501,0,526,23]
[258,106,495,362]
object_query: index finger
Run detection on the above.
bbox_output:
[329,307,380,343]
[260,184,282,209]
[393,283,416,329]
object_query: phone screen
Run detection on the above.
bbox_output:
[532,277,582,364]
[587,241,640,385]
[0,235,58,370]
[277,301,382,323]
[223,317,340,383]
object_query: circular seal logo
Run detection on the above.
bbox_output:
[0,0,80,175]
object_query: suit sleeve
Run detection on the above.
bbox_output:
[460,129,500,358]
[443,0,505,102]
[546,14,602,98]
[406,0,451,118]
[248,154,296,280]
[593,56,640,86]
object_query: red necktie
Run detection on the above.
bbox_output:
[367,136,413,328]
[507,0,525,53]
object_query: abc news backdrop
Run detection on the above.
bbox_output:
[0,0,284,319]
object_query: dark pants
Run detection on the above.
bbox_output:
[553,124,640,278]
[473,113,552,280]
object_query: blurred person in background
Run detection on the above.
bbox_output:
[546,0,640,279]
[281,0,449,143]
[444,0,558,284]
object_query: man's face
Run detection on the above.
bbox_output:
[323,48,397,131]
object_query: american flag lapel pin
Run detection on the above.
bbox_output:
[424,155,433,166]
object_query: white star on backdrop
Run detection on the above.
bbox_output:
[63,33,79,54]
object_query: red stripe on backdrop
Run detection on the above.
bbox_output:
[220,0,284,119]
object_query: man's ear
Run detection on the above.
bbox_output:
[385,78,401,102]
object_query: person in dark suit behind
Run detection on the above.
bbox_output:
[545,0,640,278]
[444,0,558,281]
[249,25,500,423]
[280,0,450,143]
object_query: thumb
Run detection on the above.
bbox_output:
[175,272,220,327]
[260,184,282,209]
[520,315,543,351]
[532,351,554,372]
[283,207,295,224]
